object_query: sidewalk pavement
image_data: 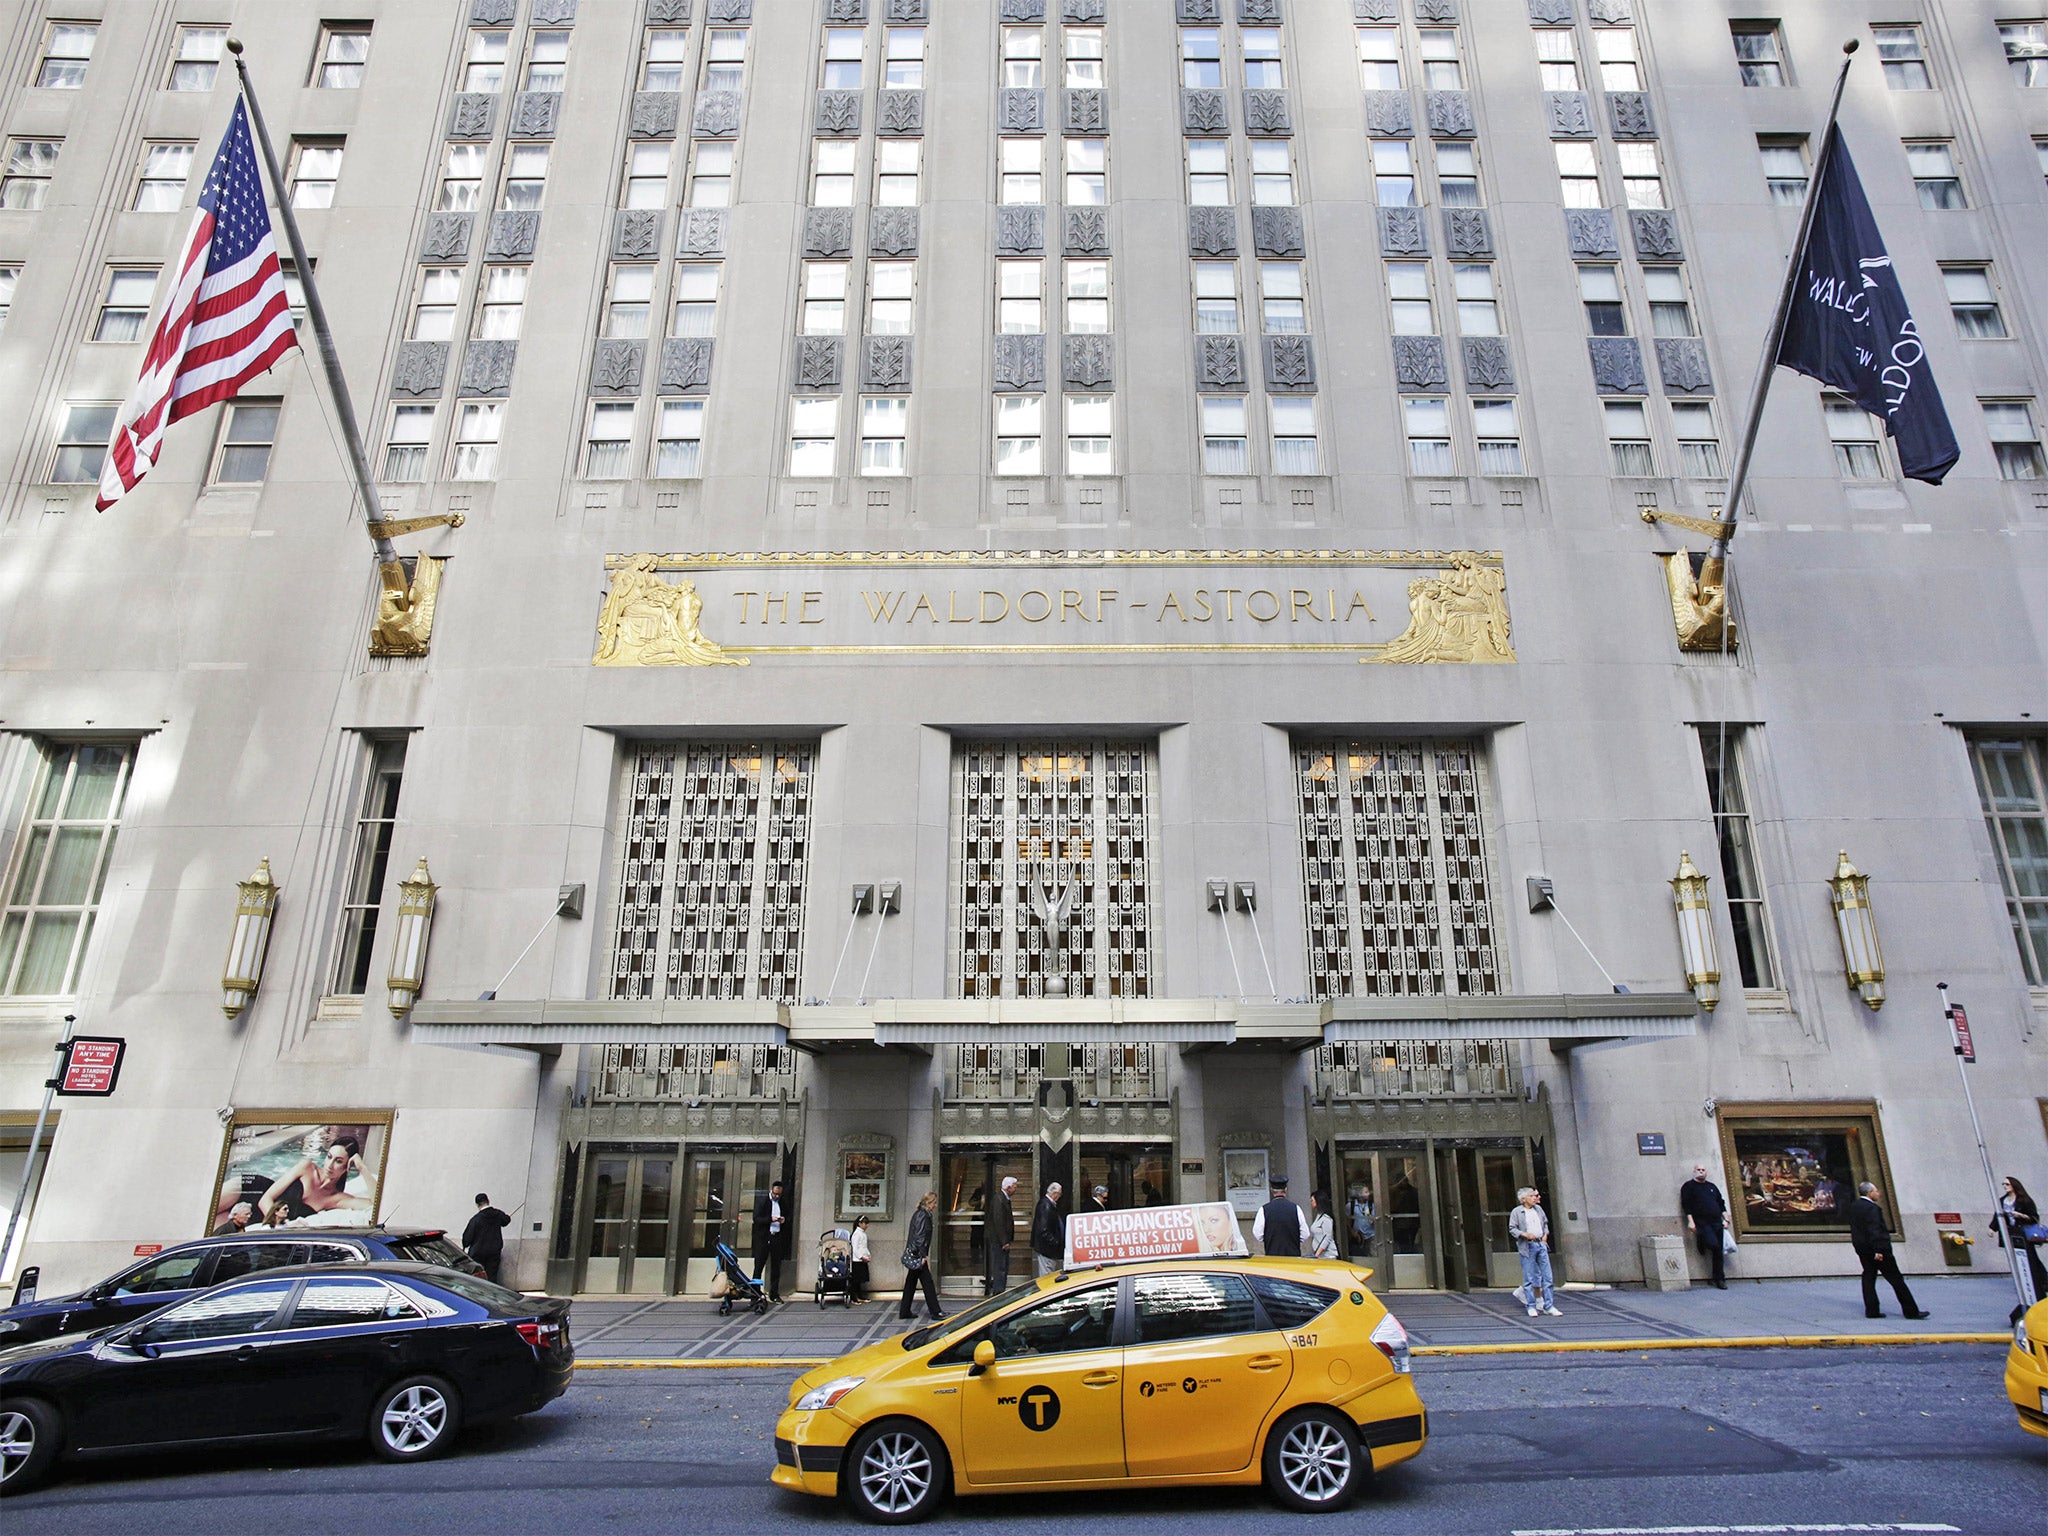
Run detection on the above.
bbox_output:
[568,1273,2022,1365]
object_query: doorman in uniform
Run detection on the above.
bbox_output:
[753,1180,791,1303]
[1251,1175,1303,1256]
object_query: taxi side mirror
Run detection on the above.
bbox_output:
[969,1340,997,1377]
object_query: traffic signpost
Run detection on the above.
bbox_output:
[2,1019,130,1290]
[1939,983,2036,1312]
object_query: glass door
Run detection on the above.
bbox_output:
[1473,1148,1525,1288]
[938,1145,1035,1298]
[579,1151,677,1294]
[1339,1147,1431,1291]
[681,1148,774,1294]
[1075,1142,1172,1210]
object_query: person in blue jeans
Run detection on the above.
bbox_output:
[1508,1186,1561,1317]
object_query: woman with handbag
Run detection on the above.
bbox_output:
[1990,1174,2048,1321]
[897,1191,945,1322]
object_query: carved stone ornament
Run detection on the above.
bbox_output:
[695,92,742,138]
[1546,92,1594,138]
[1462,336,1514,392]
[1526,0,1573,23]
[460,339,518,397]
[707,0,752,22]
[1656,337,1712,394]
[871,207,918,256]
[1444,207,1491,257]
[614,209,663,259]
[1588,336,1646,395]
[1378,206,1427,255]
[1373,554,1516,665]
[1001,0,1046,20]
[1630,208,1682,259]
[1264,335,1316,392]
[1065,88,1106,134]
[1663,551,1733,654]
[1415,0,1459,19]
[472,0,515,24]
[993,333,1046,391]
[806,207,854,258]
[1240,0,1280,20]
[1063,333,1113,389]
[1188,206,1237,256]
[392,340,450,398]
[1064,206,1109,255]
[1589,0,1633,23]
[997,205,1045,255]
[1608,91,1655,139]
[1197,335,1245,390]
[816,91,862,136]
[1243,90,1292,136]
[370,556,445,660]
[631,92,680,138]
[1177,0,1221,19]
[647,0,694,21]
[794,335,844,392]
[1392,335,1446,391]
[1252,205,1303,258]
[1364,91,1413,138]
[878,90,924,135]
[1426,90,1473,138]
[592,339,646,396]
[680,209,726,255]
[863,335,912,391]
[420,212,473,262]
[595,556,747,668]
[449,93,495,139]
[511,92,561,138]
[1352,0,1395,18]
[1001,88,1045,133]
[1566,207,1618,257]
[826,0,867,20]
[533,0,579,21]
[1064,0,1104,21]
[1183,89,1229,135]
[659,336,714,393]
[486,211,540,259]
[888,0,928,21]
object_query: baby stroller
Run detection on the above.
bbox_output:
[712,1238,769,1316]
[815,1228,854,1307]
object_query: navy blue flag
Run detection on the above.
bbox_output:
[1776,123,1958,484]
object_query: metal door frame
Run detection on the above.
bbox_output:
[571,1142,684,1294]
[1337,1135,1535,1293]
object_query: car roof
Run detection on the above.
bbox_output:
[206,1227,447,1244]
[1053,1255,1364,1281]
[218,1260,463,1280]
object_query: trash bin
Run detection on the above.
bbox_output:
[1640,1232,1691,1292]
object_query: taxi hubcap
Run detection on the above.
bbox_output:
[858,1431,934,1513]
[1279,1419,1352,1502]
[0,1411,33,1483]
[382,1386,448,1453]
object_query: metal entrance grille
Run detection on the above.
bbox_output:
[592,1043,797,1101]
[1313,1039,1518,1099]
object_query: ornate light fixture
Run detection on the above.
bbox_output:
[386,857,438,1017]
[1827,851,1885,1010]
[221,858,278,1019]
[1670,851,1721,1012]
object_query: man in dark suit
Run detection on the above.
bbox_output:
[1679,1163,1729,1289]
[1849,1181,1927,1320]
[752,1180,791,1303]
[1030,1181,1065,1277]
[985,1176,1017,1296]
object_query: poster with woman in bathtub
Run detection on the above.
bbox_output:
[209,1115,390,1235]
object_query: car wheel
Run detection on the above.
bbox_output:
[1262,1406,1364,1514]
[369,1375,463,1463]
[0,1398,60,1497]
[841,1418,948,1524]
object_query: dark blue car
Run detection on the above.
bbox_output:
[0,1228,484,1348]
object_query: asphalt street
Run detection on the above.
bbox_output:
[7,1345,2043,1535]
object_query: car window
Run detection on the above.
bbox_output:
[984,1284,1117,1359]
[385,1234,469,1269]
[111,1249,209,1296]
[1247,1274,1339,1329]
[425,1271,525,1309]
[303,1243,364,1265]
[290,1277,421,1329]
[134,1279,296,1345]
[1131,1272,1261,1345]
[209,1242,302,1283]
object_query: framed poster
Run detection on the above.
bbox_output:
[1716,1101,1895,1240]
[837,1146,892,1223]
[1222,1147,1270,1215]
[209,1113,392,1236]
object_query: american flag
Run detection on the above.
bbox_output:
[96,98,299,511]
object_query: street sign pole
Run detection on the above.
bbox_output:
[1938,983,2035,1312]
[0,1013,74,1281]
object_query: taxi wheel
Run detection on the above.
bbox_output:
[0,1398,61,1497]
[1262,1407,1365,1514]
[841,1418,949,1524]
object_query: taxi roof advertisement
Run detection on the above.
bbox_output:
[1064,1201,1248,1267]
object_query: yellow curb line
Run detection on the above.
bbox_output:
[578,1358,829,1370]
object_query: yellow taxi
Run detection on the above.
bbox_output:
[771,1256,1426,1522]
[2009,1296,2048,1440]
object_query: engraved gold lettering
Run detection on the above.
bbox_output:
[980,590,1008,623]
[1061,589,1087,623]
[763,592,788,624]
[735,591,758,624]
[946,590,975,623]
[799,591,824,624]
[909,592,939,623]
[1018,589,1052,622]
[1246,589,1281,622]
[862,591,906,622]
[1159,591,1187,622]
[1290,589,1319,622]
[1192,590,1214,621]
[1345,591,1376,623]
[1098,589,1117,619]
[1215,588,1240,620]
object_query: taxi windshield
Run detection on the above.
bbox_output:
[902,1282,1033,1350]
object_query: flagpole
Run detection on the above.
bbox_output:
[226,39,397,574]
[1708,40,1859,567]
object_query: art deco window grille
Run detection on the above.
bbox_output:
[592,1042,796,1101]
[1295,741,1503,999]
[1313,1039,1516,1100]
[609,744,815,1003]
[946,1042,1165,1101]
[952,742,1158,999]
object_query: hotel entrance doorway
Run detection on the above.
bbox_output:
[1336,1138,1532,1292]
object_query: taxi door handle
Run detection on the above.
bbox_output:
[1247,1355,1285,1371]
[1081,1371,1119,1387]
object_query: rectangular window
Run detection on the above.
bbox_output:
[1,742,134,996]
[168,25,227,91]
[1244,27,1284,88]
[92,268,156,343]
[1436,141,1480,207]
[2037,138,2048,186]
[437,141,487,212]
[1187,139,1230,204]
[2,139,59,210]
[1387,262,1434,335]
[995,394,1044,475]
[2003,21,2048,84]
[212,400,279,484]
[887,28,927,88]
[288,138,345,209]
[1001,137,1044,204]
[1984,399,2047,478]
[1194,262,1239,333]
[1645,267,1696,338]
[999,260,1043,333]
[1004,25,1043,88]
[1758,135,1808,205]
[282,259,309,331]
[1606,400,1653,475]
[1825,396,1883,478]
[1673,400,1724,477]
[383,404,435,481]
[452,401,504,480]
[1906,140,1965,209]
[1250,141,1294,206]
[50,403,115,484]
[877,138,921,205]
[1373,140,1416,207]
[688,141,734,207]
[1555,141,1601,208]
[0,265,17,333]
[1066,138,1106,205]
[584,400,634,478]
[1453,264,1499,337]
[1272,397,1318,475]
[704,29,747,91]
[603,265,654,339]
[1874,24,1931,89]
[1064,258,1109,334]
[525,30,569,92]
[1579,264,1626,335]
[315,23,371,88]
[500,143,549,210]
[1405,397,1451,474]
[623,141,671,209]
[1294,741,1503,999]
[1731,21,1786,86]
[812,139,856,206]
[1697,726,1779,990]
[1945,266,2005,339]
[330,738,405,996]
[1180,27,1221,89]
[1474,399,1523,475]
[1618,141,1666,209]
[861,395,908,476]
[463,29,510,92]
[789,396,838,476]
[1969,737,2048,983]
[1357,27,1400,90]
[35,22,95,89]
[476,265,527,339]
[1595,27,1640,90]
[411,267,462,341]
[1534,29,1581,90]
[655,397,705,478]
[130,141,194,214]
[1260,261,1305,334]
[1201,396,1248,474]
[802,261,849,335]
[1066,393,1112,475]
[868,260,915,335]
[1065,27,1104,87]
[823,27,863,91]
[1419,28,1463,90]
[642,28,688,91]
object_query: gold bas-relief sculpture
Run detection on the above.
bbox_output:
[369,556,445,659]
[1661,551,1735,654]
[1372,553,1515,664]
[594,552,748,667]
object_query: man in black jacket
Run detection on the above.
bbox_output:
[463,1193,511,1283]
[984,1176,1017,1296]
[1252,1175,1303,1257]
[1849,1182,1927,1320]
[1680,1163,1729,1289]
[752,1180,791,1303]
[1030,1181,1065,1277]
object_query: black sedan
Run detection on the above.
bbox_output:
[0,1262,572,1496]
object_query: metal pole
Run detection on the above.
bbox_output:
[1938,984,2034,1311]
[1,1014,75,1281]
[227,40,397,573]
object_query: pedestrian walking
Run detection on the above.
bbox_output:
[897,1191,944,1321]
[1680,1161,1730,1289]
[1251,1175,1304,1257]
[752,1179,791,1303]
[1509,1186,1561,1317]
[849,1215,872,1303]
[1990,1174,2047,1322]
[985,1175,1018,1296]
[1307,1189,1339,1259]
[1031,1181,1065,1277]
[462,1192,511,1284]
[1849,1181,1928,1320]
